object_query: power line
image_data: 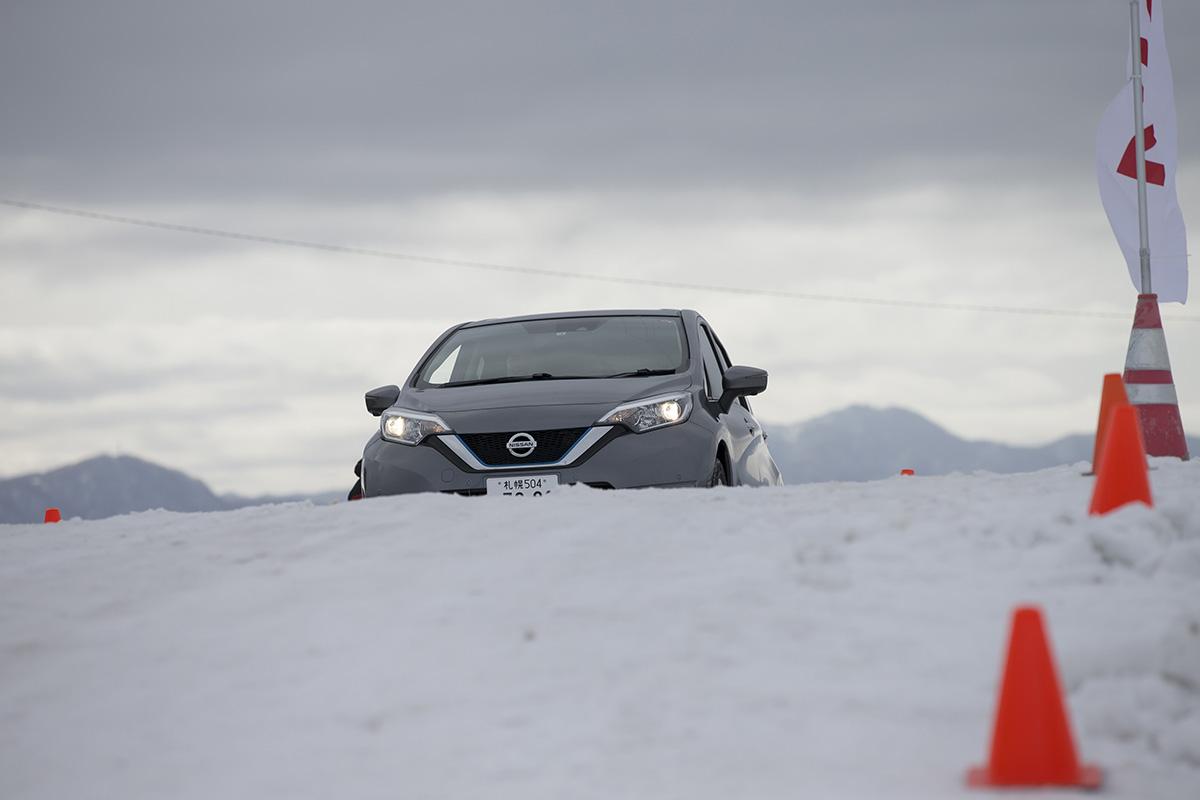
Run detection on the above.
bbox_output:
[2,197,1193,323]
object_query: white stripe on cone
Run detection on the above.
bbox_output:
[1125,328,1172,370]
[1126,383,1180,405]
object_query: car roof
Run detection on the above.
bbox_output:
[459,309,691,329]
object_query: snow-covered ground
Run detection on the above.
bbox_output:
[2,460,1198,800]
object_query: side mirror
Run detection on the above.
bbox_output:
[719,366,768,413]
[365,385,400,417]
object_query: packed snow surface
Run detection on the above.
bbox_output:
[2,460,1199,799]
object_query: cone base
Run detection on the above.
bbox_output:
[1088,466,1162,476]
[1090,496,1152,516]
[1134,404,1190,460]
[966,763,1103,790]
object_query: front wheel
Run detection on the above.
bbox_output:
[348,459,364,501]
[706,458,729,488]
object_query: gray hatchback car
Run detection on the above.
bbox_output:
[352,309,783,497]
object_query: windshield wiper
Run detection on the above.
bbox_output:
[439,369,675,387]
[440,373,591,388]
[604,368,678,378]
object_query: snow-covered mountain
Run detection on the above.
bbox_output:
[0,455,340,525]
[765,405,1197,484]
[0,455,227,524]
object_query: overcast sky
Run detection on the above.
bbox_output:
[2,0,1198,494]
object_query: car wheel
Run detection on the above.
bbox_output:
[707,458,728,488]
[347,459,364,501]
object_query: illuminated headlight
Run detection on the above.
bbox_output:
[597,392,693,433]
[380,409,452,446]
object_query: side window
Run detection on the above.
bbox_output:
[706,324,753,412]
[698,324,724,400]
[427,345,461,384]
[707,327,731,372]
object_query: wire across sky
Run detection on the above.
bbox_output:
[2,198,1194,324]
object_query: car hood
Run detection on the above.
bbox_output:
[397,375,693,433]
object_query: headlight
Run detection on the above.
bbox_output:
[380,409,452,446]
[597,392,693,433]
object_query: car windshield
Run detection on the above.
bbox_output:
[416,315,689,387]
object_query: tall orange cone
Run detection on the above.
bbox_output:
[1089,404,1153,515]
[1089,373,1129,474]
[967,607,1102,789]
[1123,294,1189,459]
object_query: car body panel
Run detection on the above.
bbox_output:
[361,417,716,494]
[402,375,692,423]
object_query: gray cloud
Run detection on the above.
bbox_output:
[3,1,1197,202]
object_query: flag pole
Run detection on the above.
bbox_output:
[1129,0,1152,294]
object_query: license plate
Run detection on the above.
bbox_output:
[486,475,558,496]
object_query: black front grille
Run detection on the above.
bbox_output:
[458,427,588,466]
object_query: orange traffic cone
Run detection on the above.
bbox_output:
[1089,404,1153,515]
[967,607,1102,789]
[1089,374,1129,474]
[43,508,62,524]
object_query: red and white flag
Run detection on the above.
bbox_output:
[1096,0,1188,303]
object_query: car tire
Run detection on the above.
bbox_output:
[707,458,728,488]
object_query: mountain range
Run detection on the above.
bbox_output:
[0,455,343,525]
[1,405,1193,524]
[767,405,1191,483]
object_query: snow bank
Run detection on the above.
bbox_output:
[1,460,1198,799]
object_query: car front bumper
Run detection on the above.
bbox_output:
[361,420,717,496]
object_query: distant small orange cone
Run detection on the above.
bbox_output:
[43,508,62,524]
[1089,404,1153,515]
[1090,373,1129,473]
[967,607,1102,789]
[900,468,915,476]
